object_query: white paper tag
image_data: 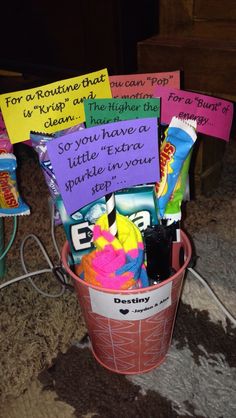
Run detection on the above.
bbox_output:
[89,281,172,321]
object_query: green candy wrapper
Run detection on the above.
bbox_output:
[163,149,193,223]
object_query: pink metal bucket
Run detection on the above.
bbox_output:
[61,230,191,375]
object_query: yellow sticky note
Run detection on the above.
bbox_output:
[0,69,112,144]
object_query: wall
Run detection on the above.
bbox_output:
[0,0,158,79]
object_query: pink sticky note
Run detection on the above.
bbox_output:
[155,86,234,141]
[110,71,180,99]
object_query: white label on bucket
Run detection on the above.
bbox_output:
[89,282,172,321]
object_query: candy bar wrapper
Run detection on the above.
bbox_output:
[31,123,84,225]
[155,117,197,219]
[0,111,8,137]
[0,111,14,154]
[53,123,85,137]
[31,131,61,225]
[163,150,193,223]
[0,138,13,154]
[0,153,30,217]
[158,123,168,145]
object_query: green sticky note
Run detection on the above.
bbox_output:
[84,98,160,127]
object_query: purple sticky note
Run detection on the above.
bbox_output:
[47,118,159,215]
[155,86,234,141]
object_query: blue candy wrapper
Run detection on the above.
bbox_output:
[155,117,197,219]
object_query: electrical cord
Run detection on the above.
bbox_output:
[19,233,66,298]
[0,268,52,290]
[0,201,71,297]
[187,267,236,327]
[0,216,18,261]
